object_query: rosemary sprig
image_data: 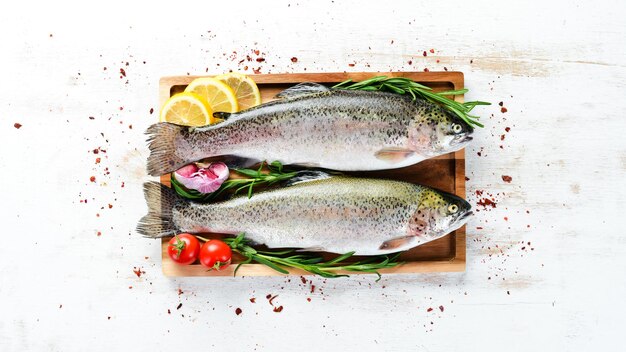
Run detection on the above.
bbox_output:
[171,161,298,201]
[222,233,402,281]
[332,76,489,128]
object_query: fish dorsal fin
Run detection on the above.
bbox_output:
[283,170,332,187]
[275,82,330,99]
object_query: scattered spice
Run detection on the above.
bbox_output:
[501,107,508,113]
[14,123,22,129]
[273,306,284,313]
[149,108,154,114]
[90,176,96,183]
[429,49,435,53]
[176,303,182,310]
[132,267,142,278]
[235,308,242,315]
[505,127,511,132]
[249,298,256,303]
[427,307,433,312]
[477,198,497,208]
[502,175,512,183]
[439,305,444,312]
[95,157,101,164]
[300,276,307,284]
[120,68,126,77]
[290,57,298,63]
[268,295,278,306]
[422,51,427,56]
[255,57,265,62]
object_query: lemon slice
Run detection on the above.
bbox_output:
[159,92,213,126]
[214,73,261,111]
[184,77,238,113]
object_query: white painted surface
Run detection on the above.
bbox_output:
[1,0,625,351]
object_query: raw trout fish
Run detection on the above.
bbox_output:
[137,173,472,255]
[146,83,474,176]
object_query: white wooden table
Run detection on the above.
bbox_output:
[1,1,624,350]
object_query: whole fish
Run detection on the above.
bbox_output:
[146,83,473,176]
[137,174,472,255]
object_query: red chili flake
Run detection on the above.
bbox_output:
[498,101,504,106]
[249,298,256,303]
[436,59,440,63]
[501,107,508,113]
[149,108,154,114]
[465,176,470,181]
[14,123,22,129]
[502,175,512,183]
[119,106,123,111]
[253,49,260,55]
[423,68,429,72]
[438,305,444,312]
[476,227,483,230]
[176,303,182,310]
[427,307,433,312]
[505,127,511,132]
[300,276,307,284]
[500,134,506,141]
[407,60,413,65]
[269,295,278,306]
[167,309,171,314]
[291,57,298,63]
[108,204,113,209]
[252,67,261,74]
[266,294,272,299]
[90,176,96,183]
[422,51,427,56]
[97,231,102,236]
[348,63,355,67]
[93,148,99,154]
[310,285,316,294]
[255,57,265,62]
[429,49,435,53]
[120,68,126,77]
[235,307,242,315]
[95,157,101,164]
[178,288,184,295]
[133,267,142,278]
[273,306,284,313]
[121,182,125,188]
[128,124,133,129]
[504,217,508,221]
[477,198,497,208]
[307,298,311,302]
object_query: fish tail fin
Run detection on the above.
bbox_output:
[136,182,181,238]
[146,123,188,176]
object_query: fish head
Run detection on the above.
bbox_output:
[409,189,473,240]
[409,107,474,156]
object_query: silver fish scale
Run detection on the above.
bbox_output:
[171,177,430,255]
[186,90,442,170]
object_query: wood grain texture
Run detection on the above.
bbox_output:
[1,0,625,351]
[159,71,467,277]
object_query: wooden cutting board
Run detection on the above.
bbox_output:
[157,71,466,277]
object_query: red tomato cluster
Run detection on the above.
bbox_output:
[167,234,232,270]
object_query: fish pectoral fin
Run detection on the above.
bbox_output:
[296,246,326,252]
[275,82,330,99]
[379,236,417,251]
[374,148,415,163]
[282,170,332,187]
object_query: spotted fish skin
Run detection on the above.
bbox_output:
[146,85,473,176]
[137,176,473,255]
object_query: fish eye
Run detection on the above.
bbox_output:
[452,124,462,133]
[448,204,458,213]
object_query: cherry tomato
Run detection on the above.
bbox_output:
[167,234,200,265]
[199,240,232,270]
